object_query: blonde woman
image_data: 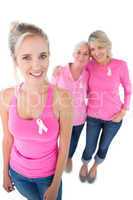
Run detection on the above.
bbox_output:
[79,30,132,183]
[0,22,72,200]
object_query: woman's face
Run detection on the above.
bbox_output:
[89,40,108,64]
[14,35,49,85]
[73,44,89,67]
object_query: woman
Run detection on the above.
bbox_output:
[0,22,72,200]
[79,30,132,183]
[52,41,89,172]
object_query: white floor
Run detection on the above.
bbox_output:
[0,116,133,200]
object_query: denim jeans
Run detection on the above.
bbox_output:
[82,116,122,164]
[9,167,62,200]
[68,124,84,158]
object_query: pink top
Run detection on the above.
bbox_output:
[86,59,132,120]
[52,64,89,125]
[8,84,59,178]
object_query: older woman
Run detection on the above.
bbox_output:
[52,41,89,173]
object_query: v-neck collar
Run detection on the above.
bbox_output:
[67,63,85,82]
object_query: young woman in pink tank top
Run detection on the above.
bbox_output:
[0,22,72,200]
[52,42,89,173]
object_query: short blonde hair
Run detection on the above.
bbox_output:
[73,41,89,53]
[88,30,112,58]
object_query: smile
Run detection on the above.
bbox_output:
[29,71,44,78]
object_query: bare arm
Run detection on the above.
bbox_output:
[52,65,62,77]
[45,88,73,200]
[0,88,15,192]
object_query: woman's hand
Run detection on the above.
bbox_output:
[52,66,62,77]
[112,108,127,122]
[3,173,15,193]
[44,185,58,200]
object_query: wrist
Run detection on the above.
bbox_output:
[121,108,127,114]
[50,181,60,192]
[3,166,9,175]
[120,108,127,117]
[3,170,9,176]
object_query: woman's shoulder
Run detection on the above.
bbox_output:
[111,58,127,66]
[51,84,71,98]
[85,60,95,70]
[51,84,72,106]
[52,64,68,77]
[0,87,15,111]
[110,58,128,72]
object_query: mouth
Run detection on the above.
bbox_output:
[29,71,44,78]
[94,54,104,60]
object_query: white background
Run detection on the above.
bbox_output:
[0,0,133,199]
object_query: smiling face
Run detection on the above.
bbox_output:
[14,35,49,85]
[89,40,109,65]
[73,43,89,67]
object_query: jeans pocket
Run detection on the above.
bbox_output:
[111,120,122,124]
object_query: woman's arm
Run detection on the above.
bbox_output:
[0,88,15,192]
[44,88,73,200]
[112,61,132,122]
[120,61,132,110]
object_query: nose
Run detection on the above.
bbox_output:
[94,48,100,56]
[78,54,86,61]
[32,58,41,70]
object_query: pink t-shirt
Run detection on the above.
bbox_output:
[87,58,132,120]
[8,84,59,178]
[52,64,89,125]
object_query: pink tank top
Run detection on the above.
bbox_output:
[8,84,59,178]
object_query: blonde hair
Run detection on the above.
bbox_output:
[9,21,49,57]
[8,22,49,84]
[88,30,112,58]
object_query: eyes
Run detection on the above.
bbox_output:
[76,50,89,56]
[90,46,105,52]
[22,53,48,61]
[22,55,31,61]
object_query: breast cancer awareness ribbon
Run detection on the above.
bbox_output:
[36,118,48,134]
[79,82,83,89]
[107,67,112,76]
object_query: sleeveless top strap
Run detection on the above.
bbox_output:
[45,84,54,109]
[14,82,24,97]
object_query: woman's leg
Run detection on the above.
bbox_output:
[68,124,84,158]
[79,117,102,182]
[9,167,40,200]
[95,120,122,164]
[66,124,84,172]
[36,176,62,200]
[88,120,122,183]
[81,117,102,163]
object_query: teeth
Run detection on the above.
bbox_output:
[30,72,42,77]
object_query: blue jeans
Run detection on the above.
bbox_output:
[68,124,84,158]
[9,167,62,200]
[82,116,122,164]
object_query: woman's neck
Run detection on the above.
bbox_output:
[22,80,49,95]
[70,63,84,73]
[69,63,84,81]
[97,57,112,66]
